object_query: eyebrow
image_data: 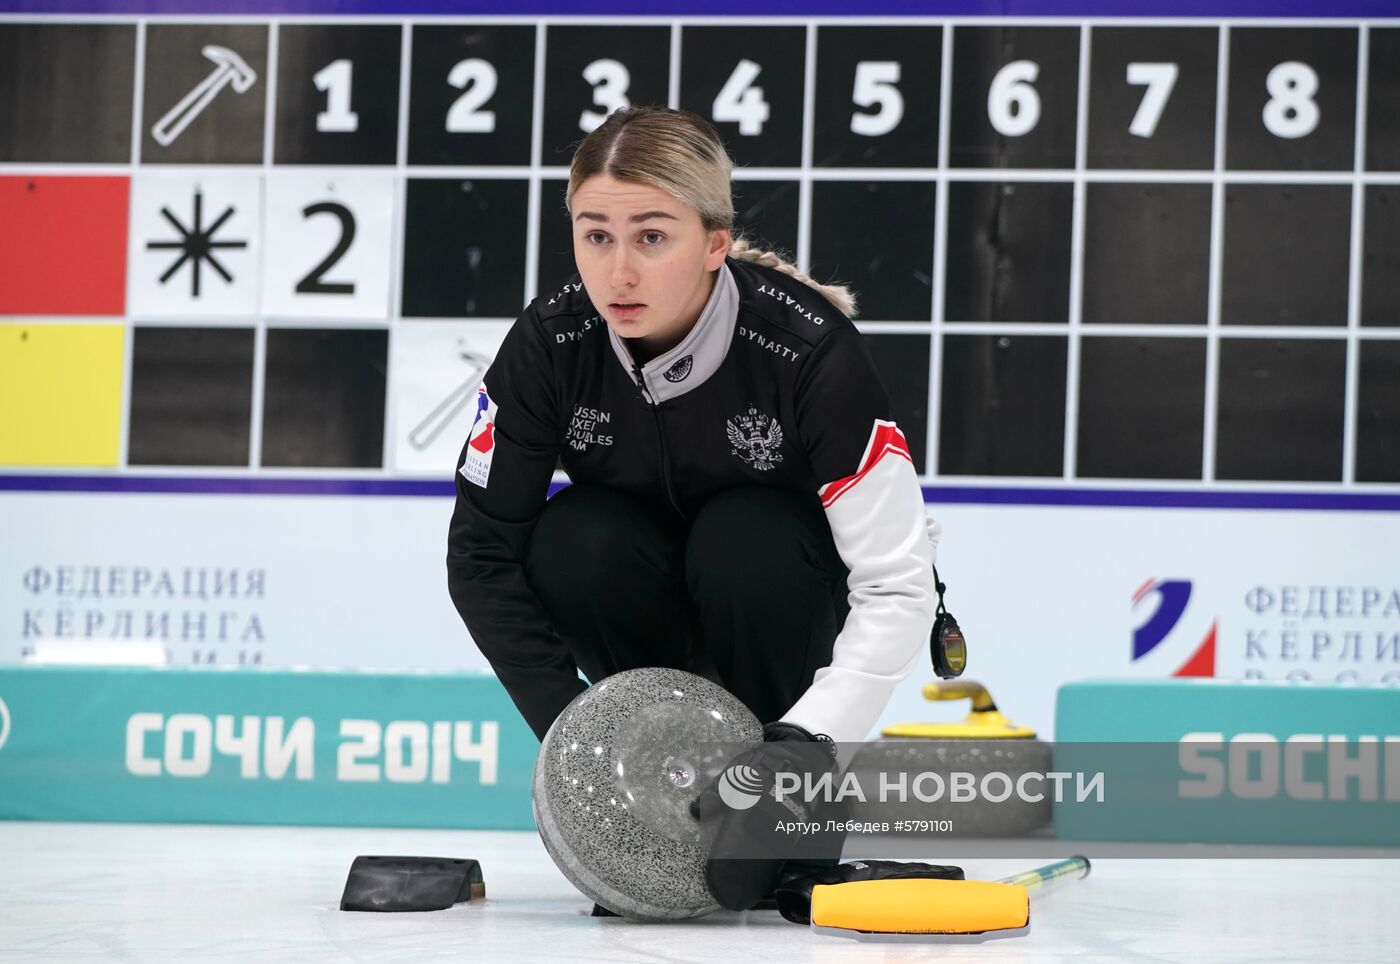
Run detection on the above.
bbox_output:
[574,210,680,223]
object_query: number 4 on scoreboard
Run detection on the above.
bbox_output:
[714,59,770,136]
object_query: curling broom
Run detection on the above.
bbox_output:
[809,855,1090,940]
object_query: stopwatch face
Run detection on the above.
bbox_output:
[932,615,967,678]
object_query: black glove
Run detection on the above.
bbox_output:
[772,859,965,924]
[690,721,844,911]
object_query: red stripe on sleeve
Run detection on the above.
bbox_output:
[818,421,913,508]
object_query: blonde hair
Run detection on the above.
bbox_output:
[566,107,858,319]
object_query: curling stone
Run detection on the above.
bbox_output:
[847,680,1053,837]
[532,667,763,920]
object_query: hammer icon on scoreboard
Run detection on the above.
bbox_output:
[151,45,258,147]
[408,349,494,451]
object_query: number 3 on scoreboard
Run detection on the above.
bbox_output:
[579,59,632,133]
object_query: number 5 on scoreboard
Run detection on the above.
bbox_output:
[1126,62,1179,139]
[851,61,904,137]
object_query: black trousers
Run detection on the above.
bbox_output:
[525,484,849,727]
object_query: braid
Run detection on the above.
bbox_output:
[727,237,859,319]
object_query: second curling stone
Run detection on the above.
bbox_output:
[847,680,1053,837]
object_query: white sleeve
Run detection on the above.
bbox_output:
[778,420,939,743]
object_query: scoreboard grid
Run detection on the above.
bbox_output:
[1,14,1399,494]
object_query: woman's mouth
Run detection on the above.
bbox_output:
[610,303,645,319]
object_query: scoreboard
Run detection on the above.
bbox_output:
[2,11,1398,488]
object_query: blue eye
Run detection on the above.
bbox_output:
[640,231,665,245]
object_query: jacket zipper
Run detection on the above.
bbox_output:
[632,362,683,516]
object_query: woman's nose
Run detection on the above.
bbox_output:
[609,246,638,287]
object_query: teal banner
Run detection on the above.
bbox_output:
[1053,679,1400,846]
[0,667,538,828]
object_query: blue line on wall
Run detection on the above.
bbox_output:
[3,474,1399,511]
[3,1,1398,16]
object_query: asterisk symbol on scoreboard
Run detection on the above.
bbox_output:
[146,191,248,298]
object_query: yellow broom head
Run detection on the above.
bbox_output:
[809,878,1030,935]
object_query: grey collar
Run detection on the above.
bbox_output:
[607,262,738,404]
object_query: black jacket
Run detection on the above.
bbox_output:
[447,257,939,742]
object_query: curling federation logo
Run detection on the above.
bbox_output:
[726,405,784,471]
[718,763,765,810]
[663,355,693,383]
[459,386,497,489]
[1132,578,1217,677]
[0,695,10,752]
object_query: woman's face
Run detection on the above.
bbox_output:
[571,174,730,354]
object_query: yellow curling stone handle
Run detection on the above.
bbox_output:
[880,680,1038,740]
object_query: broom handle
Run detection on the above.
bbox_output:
[995,856,1091,891]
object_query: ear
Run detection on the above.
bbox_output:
[704,229,731,271]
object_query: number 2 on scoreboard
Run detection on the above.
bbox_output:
[296,202,356,296]
[446,59,498,133]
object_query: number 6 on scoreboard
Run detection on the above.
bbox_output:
[988,60,1040,137]
[1126,62,1179,139]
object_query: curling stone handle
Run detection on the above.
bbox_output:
[920,680,996,712]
